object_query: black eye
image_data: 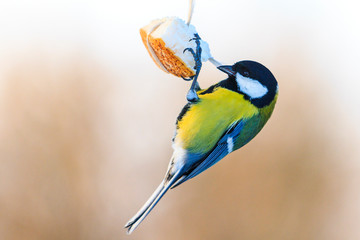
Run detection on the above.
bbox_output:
[239,66,250,77]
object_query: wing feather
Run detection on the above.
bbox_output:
[171,120,245,188]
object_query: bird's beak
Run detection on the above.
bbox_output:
[217,65,236,77]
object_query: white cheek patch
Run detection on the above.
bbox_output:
[236,73,268,99]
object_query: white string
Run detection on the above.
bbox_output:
[146,23,169,73]
[186,0,224,68]
[208,57,223,67]
[186,0,195,25]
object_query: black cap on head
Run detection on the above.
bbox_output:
[218,60,278,108]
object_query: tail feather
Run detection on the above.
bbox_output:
[124,181,165,229]
[125,171,182,234]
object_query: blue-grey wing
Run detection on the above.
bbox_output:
[171,120,245,189]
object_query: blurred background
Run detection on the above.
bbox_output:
[0,0,359,239]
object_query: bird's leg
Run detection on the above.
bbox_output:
[183,33,202,102]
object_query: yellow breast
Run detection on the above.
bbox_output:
[175,88,259,154]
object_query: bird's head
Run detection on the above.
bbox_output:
[218,60,278,108]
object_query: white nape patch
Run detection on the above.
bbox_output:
[227,137,234,154]
[236,73,268,99]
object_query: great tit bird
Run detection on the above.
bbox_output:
[125,60,278,234]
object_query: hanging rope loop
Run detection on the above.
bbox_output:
[186,0,195,25]
[186,0,223,67]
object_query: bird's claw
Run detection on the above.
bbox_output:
[182,34,203,102]
[183,47,196,57]
[188,33,201,42]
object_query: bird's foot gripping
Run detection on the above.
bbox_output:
[182,33,202,102]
